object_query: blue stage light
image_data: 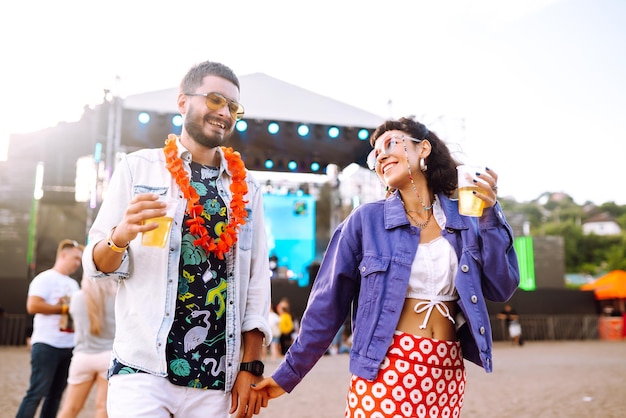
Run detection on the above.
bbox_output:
[138,112,150,124]
[264,159,274,169]
[172,115,183,127]
[310,162,320,172]
[358,128,369,140]
[268,122,280,134]
[236,120,248,132]
[297,124,310,137]
[328,126,340,138]
[288,160,298,171]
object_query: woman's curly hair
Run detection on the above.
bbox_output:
[370,116,460,197]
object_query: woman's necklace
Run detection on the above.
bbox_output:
[163,134,248,260]
[399,196,432,228]
[399,142,433,228]
[402,140,433,212]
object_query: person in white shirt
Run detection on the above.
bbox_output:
[16,239,84,418]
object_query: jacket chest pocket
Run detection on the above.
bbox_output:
[358,256,390,302]
[133,185,169,197]
[237,207,253,251]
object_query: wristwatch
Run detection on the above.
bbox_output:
[239,360,264,377]
[107,226,129,253]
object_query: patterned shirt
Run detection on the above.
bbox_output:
[111,162,228,390]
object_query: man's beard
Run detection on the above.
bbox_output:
[184,109,232,149]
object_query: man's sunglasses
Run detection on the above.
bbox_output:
[185,92,245,121]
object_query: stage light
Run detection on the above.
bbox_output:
[297,124,310,137]
[138,112,150,124]
[236,120,248,132]
[358,128,369,140]
[328,126,340,138]
[268,122,280,134]
[172,115,183,127]
[264,159,274,169]
[310,161,321,172]
[288,160,298,171]
[94,142,102,163]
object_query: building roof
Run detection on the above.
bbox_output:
[123,72,385,128]
[583,212,617,224]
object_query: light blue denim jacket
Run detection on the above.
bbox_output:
[272,191,520,392]
[82,139,271,393]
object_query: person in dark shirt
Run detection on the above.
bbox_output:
[498,304,523,346]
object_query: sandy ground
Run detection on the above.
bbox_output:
[1,340,624,418]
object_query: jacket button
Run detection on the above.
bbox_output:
[479,326,486,334]
[361,266,366,272]
[471,295,478,303]
[446,228,454,233]
[461,265,469,272]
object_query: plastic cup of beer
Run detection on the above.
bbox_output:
[142,198,177,247]
[456,165,486,217]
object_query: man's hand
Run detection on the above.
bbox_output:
[230,371,269,418]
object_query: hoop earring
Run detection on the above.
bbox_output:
[419,158,427,172]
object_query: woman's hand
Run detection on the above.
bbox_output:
[251,377,287,400]
[474,167,499,208]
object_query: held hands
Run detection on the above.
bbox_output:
[472,167,499,209]
[110,193,168,246]
[230,376,286,416]
[230,372,272,418]
[251,377,286,401]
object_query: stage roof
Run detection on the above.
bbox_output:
[122,73,386,171]
[123,72,385,128]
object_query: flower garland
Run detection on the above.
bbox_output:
[163,134,248,260]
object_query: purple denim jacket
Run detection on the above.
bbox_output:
[272,191,520,393]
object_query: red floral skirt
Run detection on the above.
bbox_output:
[345,331,466,418]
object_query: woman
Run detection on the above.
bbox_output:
[277,299,295,355]
[254,117,520,417]
[57,276,116,418]
[267,303,281,360]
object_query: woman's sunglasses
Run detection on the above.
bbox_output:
[367,134,422,170]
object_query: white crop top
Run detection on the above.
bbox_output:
[406,197,460,329]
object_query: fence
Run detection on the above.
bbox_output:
[491,314,600,341]
[0,313,606,346]
[0,314,30,346]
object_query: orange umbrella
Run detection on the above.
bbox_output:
[581,270,626,300]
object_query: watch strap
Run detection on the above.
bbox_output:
[239,360,264,376]
[107,226,129,253]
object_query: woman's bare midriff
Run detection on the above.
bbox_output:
[395,298,459,341]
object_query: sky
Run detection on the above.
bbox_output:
[1,0,625,205]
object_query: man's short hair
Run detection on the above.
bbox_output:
[57,239,85,256]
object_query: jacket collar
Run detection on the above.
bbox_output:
[384,190,469,231]
[437,194,469,230]
[176,138,232,177]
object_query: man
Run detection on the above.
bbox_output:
[497,304,523,346]
[16,239,84,418]
[82,60,271,418]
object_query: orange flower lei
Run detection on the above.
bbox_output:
[163,134,248,260]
